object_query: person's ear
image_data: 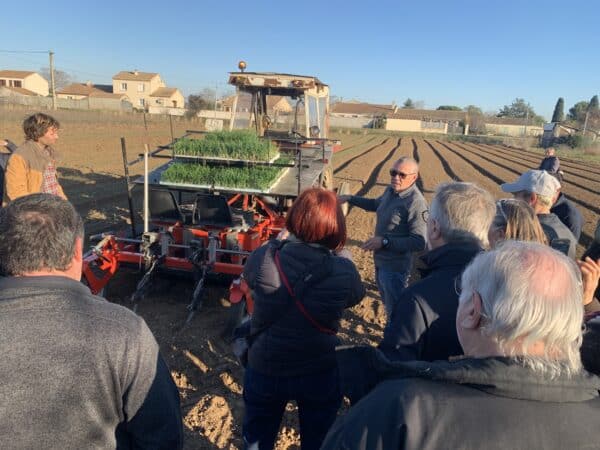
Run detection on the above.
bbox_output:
[529,192,538,206]
[460,292,483,330]
[429,218,442,241]
[72,237,83,266]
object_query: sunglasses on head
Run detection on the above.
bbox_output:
[389,169,415,178]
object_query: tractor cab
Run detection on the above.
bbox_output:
[228,65,330,144]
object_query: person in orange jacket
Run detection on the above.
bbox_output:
[3,113,66,205]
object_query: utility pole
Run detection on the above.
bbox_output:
[524,107,529,137]
[49,50,56,110]
[582,110,589,137]
[214,82,218,119]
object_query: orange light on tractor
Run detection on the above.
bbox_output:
[238,61,247,72]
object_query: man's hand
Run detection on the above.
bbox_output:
[578,257,600,306]
[362,236,383,251]
[0,139,7,147]
[337,195,352,204]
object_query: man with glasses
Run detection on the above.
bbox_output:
[323,242,600,450]
[338,157,428,319]
[379,182,495,361]
[501,169,577,258]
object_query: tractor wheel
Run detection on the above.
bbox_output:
[321,166,334,190]
[338,181,351,216]
[224,297,248,340]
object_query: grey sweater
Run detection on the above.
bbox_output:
[0,276,183,449]
[349,184,428,272]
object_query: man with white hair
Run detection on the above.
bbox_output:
[501,169,577,258]
[338,156,428,319]
[323,242,600,450]
[379,182,495,361]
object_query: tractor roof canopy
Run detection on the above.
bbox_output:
[228,72,329,98]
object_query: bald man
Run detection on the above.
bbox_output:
[338,157,428,319]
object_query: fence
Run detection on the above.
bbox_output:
[330,116,373,129]
[0,93,132,112]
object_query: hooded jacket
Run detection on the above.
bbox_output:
[244,239,365,376]
[323,356,600,450]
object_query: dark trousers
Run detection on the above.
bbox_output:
[242,366,341,450]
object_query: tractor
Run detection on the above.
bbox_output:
[81,62,347,331]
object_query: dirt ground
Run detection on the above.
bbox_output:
[2,108,599,449]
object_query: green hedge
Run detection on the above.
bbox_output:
[174,130,277,161]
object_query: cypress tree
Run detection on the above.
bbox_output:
[551,97,564,122]
[589,95,599,112]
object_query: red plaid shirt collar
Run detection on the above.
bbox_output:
[41,147,60,196]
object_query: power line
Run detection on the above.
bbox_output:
[0,49,49,54]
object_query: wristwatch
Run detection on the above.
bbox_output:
[382,237,390,248]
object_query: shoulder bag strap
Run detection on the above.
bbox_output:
[274,250,335,335]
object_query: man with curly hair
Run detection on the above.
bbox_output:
[3,113,66,205]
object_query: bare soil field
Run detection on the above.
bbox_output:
[2,108,598,449]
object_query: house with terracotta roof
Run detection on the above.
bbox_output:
[0,70,48,96]
[112,70,183,111]
[484,117,543,137]
[57,82,126,100]
[385,109,467,134]
[331,102,397,117]
[149,87,184,109]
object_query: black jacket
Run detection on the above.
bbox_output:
[551,193,583,241]
[379,241,482,362]
[244,240,365,376]
[323,356,600,450]
[539,155,560,172]
[582,317,600,376]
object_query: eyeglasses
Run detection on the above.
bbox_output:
[389,169,416,179]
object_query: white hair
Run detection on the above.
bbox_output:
[429,182,496,247]
[459,241,584,378]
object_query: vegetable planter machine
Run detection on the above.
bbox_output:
[82,67,350,331]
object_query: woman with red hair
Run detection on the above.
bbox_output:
[241,188,365,450]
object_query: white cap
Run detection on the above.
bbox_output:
[501,170,561,198]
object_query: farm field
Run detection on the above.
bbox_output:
[1,109,599,449]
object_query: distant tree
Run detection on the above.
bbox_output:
[498,98,544,124]
[330,95,342,105]
[186,88,217,116]
[464,105,486,134]
[551,97,564,122]
[39,67,74,93]
[567,101,589,123]
[402,98,415,109]
[587,95,600,131]
[437,105,462,111]
[464,105,483,115]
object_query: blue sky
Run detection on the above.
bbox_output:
[1,0,598,120]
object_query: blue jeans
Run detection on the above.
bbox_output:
[242,366,341,450]
[375,267,409,318]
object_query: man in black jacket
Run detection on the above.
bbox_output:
[324,242,600,450]
[379,182,495,362]
[0,194,183,449]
